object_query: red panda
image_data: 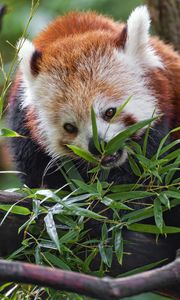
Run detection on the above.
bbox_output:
[8,6,180,279]
[9,6,179,181]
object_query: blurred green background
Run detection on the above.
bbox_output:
[0,1,169,299]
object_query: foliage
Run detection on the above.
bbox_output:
[1,109,179,299]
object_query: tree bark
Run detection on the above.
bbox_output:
[145,0,180,51]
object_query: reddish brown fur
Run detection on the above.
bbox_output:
[150,38,180,138]
[34,12,123,50]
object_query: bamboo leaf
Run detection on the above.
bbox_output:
[111,96,132,121]
[128,223,180,234]
[154,199,163,233]
[72,179,97,193]
[105,117,157,155]
[0,128,22,137]
[0,204,31,215]
[108,191,155,201]
[119,258,167,277]
[91,106,101,153]
[165,190,180,200]
[158,193,170,209]
[128,155,141,176]
[43,252,71,270]
[67,145,98,163]
[44,212,61,252]
[114,230,123,265]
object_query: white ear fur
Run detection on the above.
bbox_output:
[125,6,163,69]
[17,39,36,81]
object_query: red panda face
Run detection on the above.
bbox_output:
[18,7,163,168]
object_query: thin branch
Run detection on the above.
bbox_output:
[0,255,180,299]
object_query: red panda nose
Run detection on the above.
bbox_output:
[88,138,106,156]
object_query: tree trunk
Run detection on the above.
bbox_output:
[145,0,180,51]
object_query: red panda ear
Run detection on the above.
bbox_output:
[121,6,163,69]
[115,26,127,49]
[18,39,42,81]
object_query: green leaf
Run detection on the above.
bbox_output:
[119,258,167,277]
[98,243,112,267]
[112,96,132,121]
[72,206,106,220]
[129,141,142,154]
[155,128,180,159]
[159,162,180,175]
[110,184,142,192]
[135,154,152,168]
[102,197,132,210]
[62,160,83,181]
[88,166,100,174]
[142,117,152,156]
[165,190,180,200]
[108,191,154,201]
[0,204,31,215]
[158,193,170,209]
[0,283,12,293]
[114,230,123,265]
[43,252,71,270]
[105,246,113,267]
[67,144,98,163]
[82,249,98,273]
[159,139,180,157]
[44,212,61,252]
[0,128,22,137]
[7,243,30,260]
[101,223,108,241]
[72,179,97,193]
[39,240,60,250]
[35,245,42,265]
[128,223,180,234]
[105,117,157,155]
[59,230,79,244]
[151,170,163,183]
[0,97,3,119]
[97,180,102,194]
[154,199,163,233]
[165,162,179,184]
[128,155,141,176]
[124,207,154,224]
[91,106,101,153]
[66,193,91,205]
[163,149,180,162]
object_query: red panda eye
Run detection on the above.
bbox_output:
[64,123,78,134]
[104,108,117,121]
